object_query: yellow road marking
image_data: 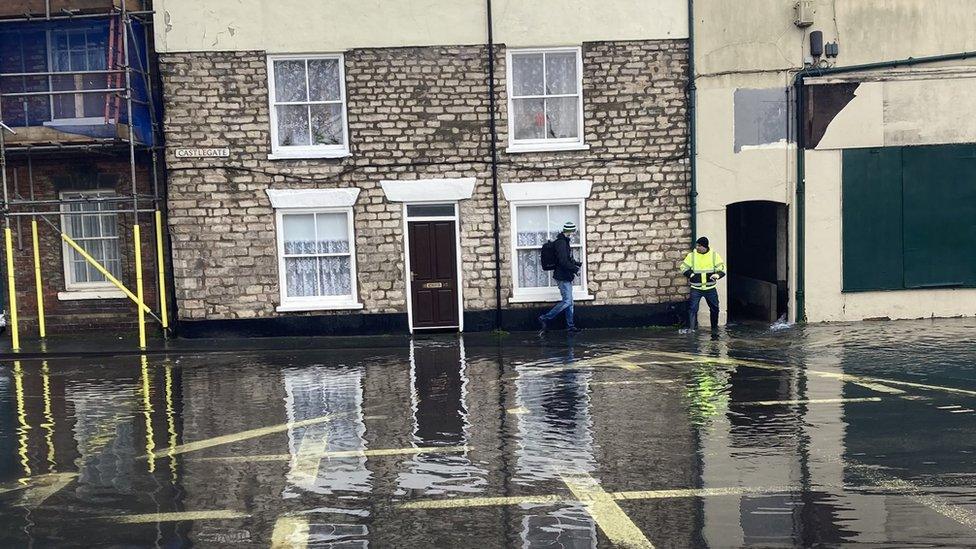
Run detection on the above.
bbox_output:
[640,350,976,398]
[401,484,800,510]
[196,445,469,463]
[0,473,77,507]
[562,473,655,549]
[736,397,882,406]
[147,412,384,459]
[402,494,568,509]
[507,407,529,415]
[111,510,249,524]
[291,427,329,488]
[590,380,676,386]
[271,516,310,549]
[612,485,797,501]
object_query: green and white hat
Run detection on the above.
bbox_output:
[562,221,577,232]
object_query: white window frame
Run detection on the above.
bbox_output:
[267,53,351,160]
[274,206,363,312]
[508,199,593,303]
[45,26,110,126]
[506,46,588,154]
[59,190,122,292]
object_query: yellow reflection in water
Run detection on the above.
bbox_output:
[140,355,156,473]
[14,361,32,481]
[41,361,57,473]
[164,362,178,484]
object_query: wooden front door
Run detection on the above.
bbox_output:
[408,220,459,329]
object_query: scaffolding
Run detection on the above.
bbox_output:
[0,0,168,350]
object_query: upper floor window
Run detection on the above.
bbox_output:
[506,47,586,153]
[267,54,349,159]
[49,26,111,123]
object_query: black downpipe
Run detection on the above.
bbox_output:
[686,0,697,245]
[792,49,976,322]
[486,0,502,330]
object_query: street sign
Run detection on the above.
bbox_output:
[174,148,230,158]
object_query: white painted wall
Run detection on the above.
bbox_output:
[153,0,688,53]
[695,0,976,324]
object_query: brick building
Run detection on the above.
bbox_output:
[0,0,167,341]
[154,0,692,336]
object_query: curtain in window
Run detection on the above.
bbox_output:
[516,205,581,289]
[283,212,352,298]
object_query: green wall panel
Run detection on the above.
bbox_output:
[842,147,904,291]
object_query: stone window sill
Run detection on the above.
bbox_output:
[276,302,365,313]
[268,150,351,161]
[58,289,127,301]
[508,292,595,304]
[506,143,590,154]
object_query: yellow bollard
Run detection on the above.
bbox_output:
[31,220,45,338]
[5,227,19,352]
[154,211,169,330]
[134,225,146,349]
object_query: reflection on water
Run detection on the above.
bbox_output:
[2,319,976,547]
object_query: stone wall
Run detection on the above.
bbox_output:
[159,39,690,325]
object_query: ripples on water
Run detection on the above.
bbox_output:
[1,318,976,547]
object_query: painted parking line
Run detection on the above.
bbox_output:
[110,510,249,524]
[403,494,568,510]
[507,406,530,415]
[734,397,883,406]
[401,485,797,510]
[0,472,77,507]
[590,379,676,386]
[146,411,385,459]
[196,445,469,463]
[561,473,655,549]
[271,516,310,549]
[638,350,976,398]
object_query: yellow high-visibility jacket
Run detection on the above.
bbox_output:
[680,250,726,290]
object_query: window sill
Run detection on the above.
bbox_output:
[58,289,127,301]
[506,143,590,154]
[508,292,594,304]
[276,302,364,313]
[268,150,351,161]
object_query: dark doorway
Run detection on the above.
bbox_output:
[726,201,789,323]
[408,220,460,329]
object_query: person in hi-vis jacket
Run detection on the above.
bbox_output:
[680,236,726,330]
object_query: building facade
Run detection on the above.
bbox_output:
[694,0,976,324]
[153,0,693,336]
[0,0,166,340]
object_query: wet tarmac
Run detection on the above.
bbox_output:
[2,318,976,547]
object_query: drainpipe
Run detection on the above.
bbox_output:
[792,49,976,323]
[486,0,503,329]
[686,0,697,244]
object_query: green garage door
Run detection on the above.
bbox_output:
[842,144,976,292]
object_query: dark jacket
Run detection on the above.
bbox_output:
[552,233,581,282]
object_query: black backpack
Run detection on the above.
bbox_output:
[541,240,558,271]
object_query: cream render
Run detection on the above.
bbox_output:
[152,0,688,53]
[695,0,976,323]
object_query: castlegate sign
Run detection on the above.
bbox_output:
[174,148,230,158]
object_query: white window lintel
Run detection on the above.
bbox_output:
[380,178,476,203]
[266,188,361,209]
[502,180,593,202]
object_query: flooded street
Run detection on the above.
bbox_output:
[2,319,976,547]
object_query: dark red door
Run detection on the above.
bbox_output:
[409,221,459,329]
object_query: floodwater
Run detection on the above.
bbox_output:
[2,319,976,548]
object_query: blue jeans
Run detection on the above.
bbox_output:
[541,280,575,329]
[689,287,720,329]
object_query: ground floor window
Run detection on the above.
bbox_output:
[511,201,587,300]
[60,190,121,290]
[275,208,360,310]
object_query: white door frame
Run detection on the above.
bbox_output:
[402,202,465,333]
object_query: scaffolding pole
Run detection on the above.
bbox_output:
[0,5,166,349]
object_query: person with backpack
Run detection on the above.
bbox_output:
[681,236,726,330]
[538,222,583,334]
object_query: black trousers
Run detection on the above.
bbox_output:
[689,288,720,329]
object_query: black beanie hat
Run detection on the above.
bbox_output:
[696,237,709,248]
